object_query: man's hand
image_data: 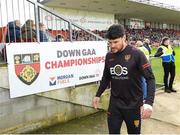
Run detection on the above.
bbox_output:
[92,97,100,109]
[141,104,153,119]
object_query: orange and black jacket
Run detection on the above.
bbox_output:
[96,45,155,109]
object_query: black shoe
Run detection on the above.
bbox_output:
[170,89,177,92]
[165,89,171,93]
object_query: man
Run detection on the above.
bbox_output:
[143,38,152,55]
[93,24,155,134]
[135,40,150,98]
[21,19,36,42]
[39,23,50,42]
[154,37,176,93]
[6,20,21,43]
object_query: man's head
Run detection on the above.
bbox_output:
[106,24,126,53]
[15,20,21,27]
[144,38,150,44]
[135,40,143,48]
[162,37,170,46]
[39,23,46,31]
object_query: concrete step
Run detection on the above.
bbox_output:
[0,67,9,89]
[0,88,10,104]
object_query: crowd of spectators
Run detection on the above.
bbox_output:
[126,28,179,42]
[3,19,64,43]
[93,28,180,45]
[2,20,180,44]
[1,21,180,62]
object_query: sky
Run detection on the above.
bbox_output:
[154,0,180,8]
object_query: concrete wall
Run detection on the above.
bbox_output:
[0,67,109,133]
[38,83,110,110]
[0,67,9,89]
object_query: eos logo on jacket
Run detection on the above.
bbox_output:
[110,64,128,76]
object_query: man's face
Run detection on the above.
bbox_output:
[108,36,125,53]
[40,25,46,31]
[16,20,21,27]
[164,39,170,45]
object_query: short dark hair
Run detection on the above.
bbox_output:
[161,37,169,45]
[106,24,125,40]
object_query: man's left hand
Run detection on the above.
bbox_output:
[141,104,153,119]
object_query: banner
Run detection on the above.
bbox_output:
[6,41,107,98]
[43,8,114,30]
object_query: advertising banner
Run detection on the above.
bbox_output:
[6,41,107,98]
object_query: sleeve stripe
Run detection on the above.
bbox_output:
[142,63,150,69]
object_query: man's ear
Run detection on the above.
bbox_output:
[122,35,126,43]
[123,35,126,40]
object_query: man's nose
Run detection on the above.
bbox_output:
[110,43,115,48]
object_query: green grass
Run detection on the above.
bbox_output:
[174,47,180,75]
[151,46,180,83]
[150,57,164,84]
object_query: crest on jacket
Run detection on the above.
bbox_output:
[125,54,131,61]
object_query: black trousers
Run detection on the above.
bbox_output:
[107,102,141,134]
[162,62,175,89]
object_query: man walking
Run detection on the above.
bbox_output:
[93,24,155,134]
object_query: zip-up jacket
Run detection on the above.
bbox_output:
[96,45,155,109]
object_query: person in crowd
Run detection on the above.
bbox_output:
[137,40,150,60]
[143,38,152,55]
[154,37,176,93]
[96,28,179,44]
[55,34,64,42]
[6,20,21,43]
[135,40,143,48]
[39,22,50,42]
[93,24,155,134]
[136,40,151,99]
[21,19,36,42]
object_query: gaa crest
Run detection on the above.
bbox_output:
[14,53,40,85]
[125,54,131,62]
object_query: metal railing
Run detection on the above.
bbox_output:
[0,0,104,63]
[36,3,104,42]
[149,56,164,90]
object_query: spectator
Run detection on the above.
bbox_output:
[136,40,151,99]
[55,34,64,42]
[143,38,152,55]
[135,40,143,48]
[21,19,36,42]
[39,23,50,42]
[6,20,21,43]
